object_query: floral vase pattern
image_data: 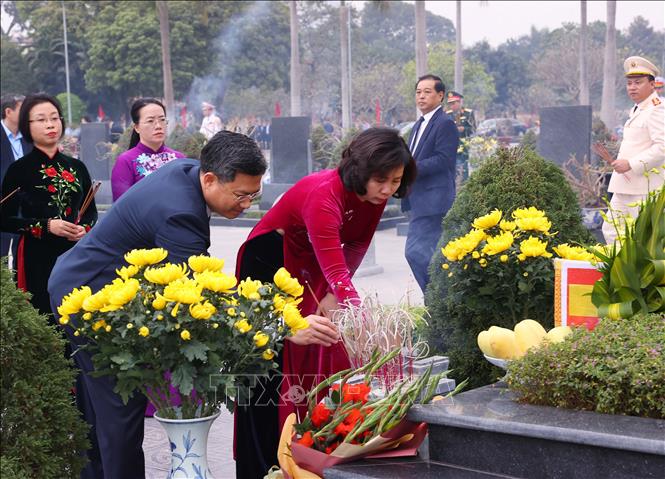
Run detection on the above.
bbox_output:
[154,411,221,479]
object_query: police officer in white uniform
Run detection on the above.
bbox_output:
[602,56,664,244]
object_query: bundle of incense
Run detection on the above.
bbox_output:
[0,187,20,205]
[592,142,630,183]
[76,181,101,224]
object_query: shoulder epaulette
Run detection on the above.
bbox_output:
[445,109,453,114]
[652,97,662,106]
[464,108,473,113]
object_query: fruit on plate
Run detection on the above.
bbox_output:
[514,319,547,354]
[546,325,572,344]
[487,326,521,360]
[477,330,493,356]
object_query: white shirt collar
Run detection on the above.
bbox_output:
[1,120,21,140]
[421,105,442,122]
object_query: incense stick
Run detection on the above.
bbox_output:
[305,281,326,317]
[593,142,631,183]
[76,181,101,224]
[0,187,20,205]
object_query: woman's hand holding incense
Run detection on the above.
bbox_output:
[49,218,85,241]
[288,315,340,347]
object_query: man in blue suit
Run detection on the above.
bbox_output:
[402,74,459,294]
[1,94,32,262]
[48,131,268,479]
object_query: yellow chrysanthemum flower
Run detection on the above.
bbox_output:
[282,303,309,332]
[139,326,150,337]
[499,220,517,231]
[273,267,304,297]
[441,229,486,262]
[59,315,69,325]
[58,286,92,316]
[82,288,111,312]
[227,307,237,317]
[234,319,252,333]
[83,312,92,320]
[472,209,502,230]
[519,236,553,259]
[442,263,449,270]
[152,295,167,310]
[124,248,168,267]
[194,270,237,293]
[126,323,134,329]
[188,255,225,273]
[472,251,480,259]
[273,294,287,312]
[189,301,217,320]
[163,278,203,304]
[106,278,140,308]
[144,263,189,285]
[512,207,546,219]
[482,231,514,256]
[180,329,191,341]
[253,331,269,348]
[91,319,107,332]
[262,349,275,360]
[515,216,552,233]
[116,265,139,280]
[479,258,488,267]
[500,254,509,263]
[553,243,597,262]
[238,278,263,300]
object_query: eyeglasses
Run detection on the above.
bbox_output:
[140,117,169,128]
[29,116,63,125]
[224,184,262,203]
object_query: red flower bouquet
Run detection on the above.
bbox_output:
[278,349,466,478]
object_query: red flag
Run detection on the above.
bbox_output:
[375,98,381,125]
[180,106,187,128]
[97,104,105,121]
[274,101,282,117]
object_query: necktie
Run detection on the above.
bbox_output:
[410,116,425,153]
[631,104,638,115]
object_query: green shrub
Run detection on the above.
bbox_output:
[505,313,665,419]
[425,147,595,389]
[0,262,89,478]
[167,124,207,159]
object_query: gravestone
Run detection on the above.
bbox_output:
[538,105,592,166]
[79,122,112,205]
[259,116,312,210]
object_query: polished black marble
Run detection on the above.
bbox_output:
[324,458,520,479]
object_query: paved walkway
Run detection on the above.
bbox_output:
[143,225,423,477]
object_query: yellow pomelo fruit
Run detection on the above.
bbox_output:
[546,325,572,344]
[488,326,520,359]
[477,330,494,357]
[514,319,547,354]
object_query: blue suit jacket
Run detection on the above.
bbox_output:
[48,158,210,306]
[1,125,32,183]
[401,107,459,218]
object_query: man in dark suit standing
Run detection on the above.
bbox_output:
[48,131,268,479]
[1,94,33,262]
[402,74,459,294]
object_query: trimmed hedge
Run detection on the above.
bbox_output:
[1,262,88,477]
[425,147,595,388]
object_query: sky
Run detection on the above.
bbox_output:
[413,0,665,47]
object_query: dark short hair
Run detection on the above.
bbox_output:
[338,127,416,199]
[129,97,166,148]
[415,74,445,94]
[199,130,267,182]
[18,93,65,144]
[1,94,25,119]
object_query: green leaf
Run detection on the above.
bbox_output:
[181,340,209,362]
[110,351,136,370]
[171,363,196,396]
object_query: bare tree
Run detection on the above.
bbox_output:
[579,0,589,105]
[289,1,302,116]
[340,1,351,130]
[600,0,616,129]
[454,0,463,93]
[156,1,175,134]
[415,1,427,78]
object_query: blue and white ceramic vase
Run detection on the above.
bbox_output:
[154,411,221,479]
